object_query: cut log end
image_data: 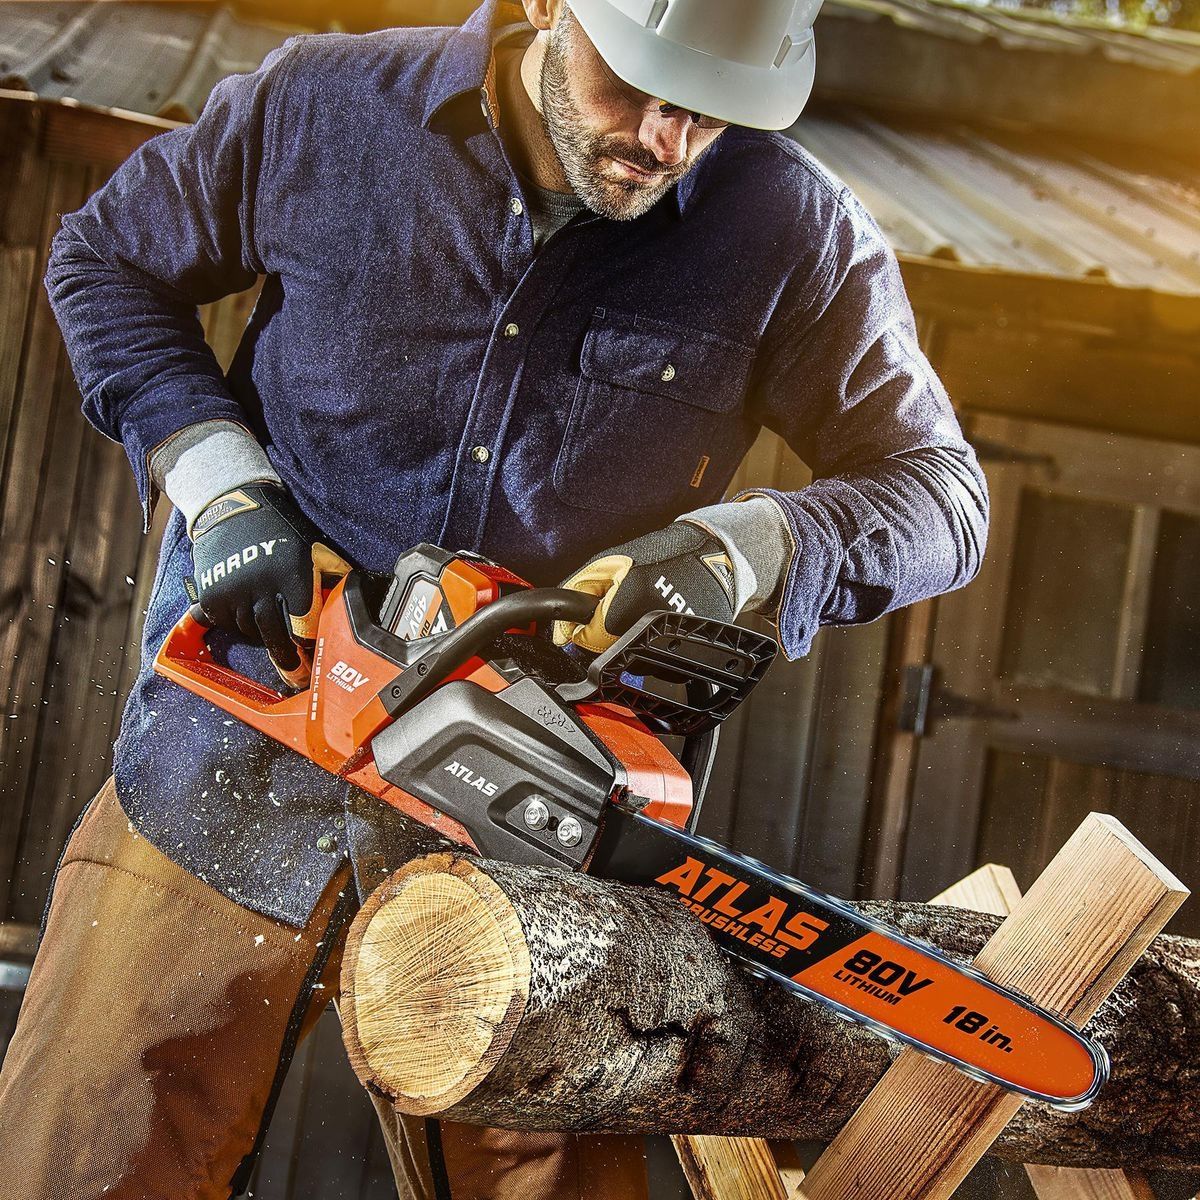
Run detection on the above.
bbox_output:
[341,853,530,1115]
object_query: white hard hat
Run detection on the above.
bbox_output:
[568,0,824,131]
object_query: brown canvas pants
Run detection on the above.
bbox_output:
[0,777,649,1200]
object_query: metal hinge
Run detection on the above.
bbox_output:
[897,664,1019,737]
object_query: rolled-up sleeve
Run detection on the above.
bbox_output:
[743,186,989,660]
[43,39,299,530]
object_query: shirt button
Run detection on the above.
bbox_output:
[470,445,491,464]
[510,197,524,216]
[503,322,520,338]
[661,363,676,382]
[316,835,337,853]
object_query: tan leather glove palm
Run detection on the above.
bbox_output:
[554,522,736,654]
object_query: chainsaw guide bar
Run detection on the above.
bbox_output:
[592,806,1108,1110]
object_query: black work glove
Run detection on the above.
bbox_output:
[188,483,349,686]
[553,521,736,654]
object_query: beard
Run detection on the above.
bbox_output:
[538,10,694,221]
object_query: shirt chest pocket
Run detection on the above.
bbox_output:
[553,310,756,518]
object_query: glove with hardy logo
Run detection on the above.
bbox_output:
[553,522,736,654]
[188,483,349,688]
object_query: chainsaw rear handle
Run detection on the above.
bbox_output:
[180,601,315,688]
[162,588,600,722]
[155,601,303,721]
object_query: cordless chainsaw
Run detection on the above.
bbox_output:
[155,544,1107,1110]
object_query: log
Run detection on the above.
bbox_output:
[340,849,1200,1171]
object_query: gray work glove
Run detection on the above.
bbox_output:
[189,482,349,686]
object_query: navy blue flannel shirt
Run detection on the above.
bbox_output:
[45,0,988,926]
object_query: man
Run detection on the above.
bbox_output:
[1,0,988,1195]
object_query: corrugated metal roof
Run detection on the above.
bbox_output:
[825,0,1200,76]
[794,110,1200,295]
[2,3,1198,298]
[3,0,1198,120]
[0,2,302,120]
[813,1,1199,162]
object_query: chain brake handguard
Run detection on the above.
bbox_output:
[553,610,777,737]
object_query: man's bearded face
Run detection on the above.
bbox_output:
[538,6,726,221]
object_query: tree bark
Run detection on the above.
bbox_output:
[339,850,1200,1172]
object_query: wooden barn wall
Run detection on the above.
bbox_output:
[889,326,1200,929]
[0,97,258,1022]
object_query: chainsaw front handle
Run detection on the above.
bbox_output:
[380,587,600,718]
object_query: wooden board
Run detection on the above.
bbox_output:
[672,1135,789,1200]
[934,865,1157,1200]
[1023,1166,1156,1200]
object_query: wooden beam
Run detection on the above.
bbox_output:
[931,866,1158,1200]
[769,1141,807,1200]
[669,1135,810,1200]
[860,596,938,898]
[898,256,1200,345]
[930,863,1023,916]
[1022,1166,1156,1200]
[799,814,1189,1200]
[671,1135,789,1200]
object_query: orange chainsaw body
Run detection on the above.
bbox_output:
[154,549,693,851]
